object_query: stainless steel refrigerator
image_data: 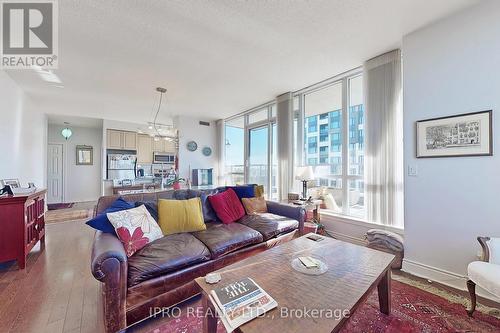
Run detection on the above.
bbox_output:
[107,154,137,180]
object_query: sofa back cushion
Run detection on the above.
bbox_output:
[208,188,245,224]
[158,198,206,235]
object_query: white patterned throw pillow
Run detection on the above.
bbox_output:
[107,205,163,257]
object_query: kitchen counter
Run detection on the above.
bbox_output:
[112,183,160,195]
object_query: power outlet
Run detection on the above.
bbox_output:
[408,165,418,177]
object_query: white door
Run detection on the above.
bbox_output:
[47,144,64,204]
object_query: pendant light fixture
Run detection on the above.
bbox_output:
[61,122,73,140]
[149,87,178,144]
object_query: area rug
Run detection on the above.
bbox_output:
[47,202,74,210]
[147,280,500,333]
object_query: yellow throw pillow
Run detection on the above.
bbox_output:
[158,198,206,235]
[241,197,267,215]
[254,185,264,198]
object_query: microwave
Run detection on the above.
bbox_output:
[153,152,175,164]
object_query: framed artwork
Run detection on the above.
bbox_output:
[416,110,492,158]
[76,145,93,165]
[1,179,20,188]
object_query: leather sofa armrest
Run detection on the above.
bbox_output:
[266,201,306,233]
[91,231,128,332]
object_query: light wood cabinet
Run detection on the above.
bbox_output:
[137,134,153,163]
[123,131,137,150]
[164,140,176,152]
[152,139,164,152]
[107,130,123,149]
[152,139,176,153]
[106,129,137,150]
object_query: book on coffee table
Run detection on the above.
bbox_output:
[209,277,277,332]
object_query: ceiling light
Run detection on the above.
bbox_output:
[61,122,72,140]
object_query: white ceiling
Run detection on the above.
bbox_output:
[7,0,478,123]
[48,114,103,128]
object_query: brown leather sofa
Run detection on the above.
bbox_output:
[90,189,305,332]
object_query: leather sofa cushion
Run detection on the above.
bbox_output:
[238,213,299,241]
[192,222,263,259]
[127,233,211,286]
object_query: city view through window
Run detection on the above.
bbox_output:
[224,73,364,217]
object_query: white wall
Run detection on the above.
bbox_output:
[402,0,500,298]
[48,124,103,202]
[0,71,47,188]
[174,115,218,184]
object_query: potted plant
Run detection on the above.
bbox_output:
[166,176,185,190]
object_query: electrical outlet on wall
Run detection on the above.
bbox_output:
[408,165,418,177]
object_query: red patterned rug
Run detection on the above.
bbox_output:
[145,280,500,333]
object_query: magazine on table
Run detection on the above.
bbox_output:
[209,277,277,332]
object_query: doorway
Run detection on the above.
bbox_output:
[47,143,64,204]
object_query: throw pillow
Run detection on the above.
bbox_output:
[106,205,163,257]
[158,197,206,235]
[135,201,158,221]
[254,185,264,198]
[228,185,255,199]
[208,188,245,224]
[242,196,267,215]
[200,193,218,222]
[86,197,134,234]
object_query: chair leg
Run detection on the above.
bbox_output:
[467,279,476,317]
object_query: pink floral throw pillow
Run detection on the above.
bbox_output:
[107,205,163,257]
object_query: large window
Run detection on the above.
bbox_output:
[224,117,245,185]
[224,104,278,200]
[299,73,365,218]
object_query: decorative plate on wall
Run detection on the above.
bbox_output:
[186,141,198,152]
[202,147,212,157]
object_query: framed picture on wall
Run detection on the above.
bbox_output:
[416,110,492,158]
[76,145,93,165]
[0,179,20,188]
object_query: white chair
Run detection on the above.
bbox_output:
[467,236,500,316]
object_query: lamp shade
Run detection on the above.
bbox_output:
[61,127,72,140]
[295,166,315,181]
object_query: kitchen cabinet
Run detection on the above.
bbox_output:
[123,131,137,150]
[107,130,123,149]
[106,129,137,150]
[153,139,176,153]
[137,134,153,163]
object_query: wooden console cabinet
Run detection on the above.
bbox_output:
[0,189,46,269]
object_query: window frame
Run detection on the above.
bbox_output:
[294,69,365,218]
[225,102,277,199]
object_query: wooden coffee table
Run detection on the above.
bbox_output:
[195,234,395,333]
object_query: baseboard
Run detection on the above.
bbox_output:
[325,229,367,246]
[403,258,500,302]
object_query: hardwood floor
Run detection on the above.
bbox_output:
[0,219,104,333]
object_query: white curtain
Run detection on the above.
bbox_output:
[215,119,225,186]
[276,92,294,201]
[364,49,404,228]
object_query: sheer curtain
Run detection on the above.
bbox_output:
[215,119,225,186]
[276,92,294,201]
[364,49,404,228]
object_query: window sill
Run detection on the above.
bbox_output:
[320,210,404,235]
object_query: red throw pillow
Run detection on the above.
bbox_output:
[208,188,245,224]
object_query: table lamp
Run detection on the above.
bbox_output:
[296,166,315,200]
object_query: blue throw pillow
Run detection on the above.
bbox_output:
[228,185,255,199]
[135,201,158,221]
[86,197,134,234]
[200,193,219,222]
